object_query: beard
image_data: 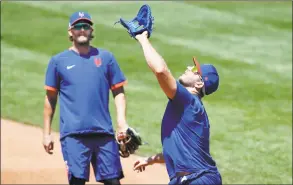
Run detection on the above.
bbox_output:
[75,35,90,45]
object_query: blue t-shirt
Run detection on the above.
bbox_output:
[161,81,219,180]
[44,47,126,140]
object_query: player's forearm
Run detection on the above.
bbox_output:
[138,39,168,74]
[43,96,56,135]
[114,92,127,127]
[147,152,165,165]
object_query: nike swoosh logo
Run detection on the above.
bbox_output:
[67,65,75,70]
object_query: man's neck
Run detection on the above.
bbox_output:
[71,43,91,55]
[186,87,199,95]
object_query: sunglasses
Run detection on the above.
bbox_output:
[187,66,201,74]
[72,23,91,30]
[190,66,199,73]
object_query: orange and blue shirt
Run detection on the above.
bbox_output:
[161,81,220,180]
[45,47,126,140]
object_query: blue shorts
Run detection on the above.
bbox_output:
[61,134,124,182]
[169,171,222,185]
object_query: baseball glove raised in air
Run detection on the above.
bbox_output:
[117,127,142,158]
[114,4,154,39]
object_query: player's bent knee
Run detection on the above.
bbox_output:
[69,176,86,185]
[102,178,121,185]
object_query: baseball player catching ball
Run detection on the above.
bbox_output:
[132,31,223,185]
[43,11,132,185]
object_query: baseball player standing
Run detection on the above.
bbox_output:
[43,11,130,185]
[132,31,222,185]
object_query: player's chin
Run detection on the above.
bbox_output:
[178,76,184,85]
[178,77,191,87]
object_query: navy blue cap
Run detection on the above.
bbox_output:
[68,11,93,28]
[193,57,219,95]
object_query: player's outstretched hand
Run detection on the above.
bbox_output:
[114,4,154,39]
[135,31,148,42]
[133,158,150,173]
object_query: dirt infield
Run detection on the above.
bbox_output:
[1,119,169,184]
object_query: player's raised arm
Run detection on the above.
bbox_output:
[135,31,177,100]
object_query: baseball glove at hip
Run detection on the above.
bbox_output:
[117,127,142,158]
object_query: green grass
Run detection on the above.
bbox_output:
[1,1,292,184]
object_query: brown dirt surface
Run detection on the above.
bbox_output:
[1,119,169,184]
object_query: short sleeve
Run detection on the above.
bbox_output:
[44,57,60,92]
[170,81,193,107]
[108,54,127,90]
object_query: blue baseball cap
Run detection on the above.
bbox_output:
[68,11,93,29]
[193,57,219,95]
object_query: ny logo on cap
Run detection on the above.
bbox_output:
[79,12,84,17]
